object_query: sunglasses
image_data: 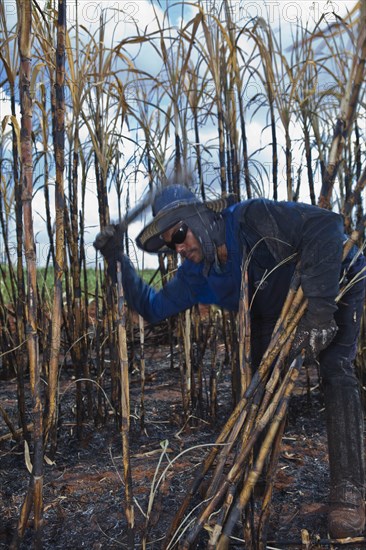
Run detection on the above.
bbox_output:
[164,223,188,250]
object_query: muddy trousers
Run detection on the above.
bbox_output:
[319,265,366,538]
[323,380,365,537]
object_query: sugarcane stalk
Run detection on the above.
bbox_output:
[285,128,293,201]
[107,292,119,428]
[243,498,255,550]
[116,260,134,545]
[200,14,227,195]
[209,318,218,419]
[181,346,302,550]
[343,163,366,223]
[204,398,251,501]
[257,415,287,550]
[139,314,146,431]
[211,346,301,545]
[303,113,316,205]
[162,390,251,548]
[216,357,303,550]
[206,378,267,505]
[3,17,29,442]
[220,308,231,367]
[180,309,192,418]
[342,214,366,258]
[193,305,206,412]
[229,310,240,404]
[95,262,105,425]
[13,1,44,546]
[208,483,237,550]
[318,21,366,208]
[255,332,297,428]
[45,0,66,449]
[217,350,290,521]
[238,259,251,397]
[0,402,20,441]
[271,267,301,336]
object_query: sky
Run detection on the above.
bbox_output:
[0,0,360,270]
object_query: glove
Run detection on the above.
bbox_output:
[93,224,124,265]
[289,315,338,365]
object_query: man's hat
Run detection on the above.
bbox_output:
[136,184,233,253]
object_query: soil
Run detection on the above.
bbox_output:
[1,335,365,550]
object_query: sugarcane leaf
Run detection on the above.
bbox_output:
[1,115,21,153]
[24,440,33,474]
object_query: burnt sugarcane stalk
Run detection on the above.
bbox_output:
[254,331,297,430]
[257,416,287,550]
[238,258,252,396]
[318,21,366,209]
[95,263,105,425]
[180,362,301,547]
[45,0,66,449]
[272,267,301,335]
[139,314,146,431]
[215,356,303,550]
[343,165,366,232]
[206,365,275,510]
[184,349,303,550]
[192,306,205,412]
[0,402,20,442]
[207,482,237,550]
[209,319,218,419]
[162,389,252,548]
[116,261,134,546]
[179,309,192,418]
[204,395,252,502]
[342,214,366,258]
[13,0,44,547]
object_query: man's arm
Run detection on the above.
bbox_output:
[94,225,201,323]
[113,254,199,324]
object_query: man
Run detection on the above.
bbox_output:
[94,184,366,538]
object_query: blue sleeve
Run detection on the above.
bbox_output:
[113,255,199,324]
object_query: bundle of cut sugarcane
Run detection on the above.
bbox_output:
[162,267,304,549]
[163,232,365,550]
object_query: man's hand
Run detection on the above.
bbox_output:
[93,224,123,263]
[290,316,338,365]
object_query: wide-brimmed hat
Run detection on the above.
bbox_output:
[136,184,234,253]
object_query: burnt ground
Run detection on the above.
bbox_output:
[0,339,365,550]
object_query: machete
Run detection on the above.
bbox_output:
[93,186,156,253]
[117,186,156,232]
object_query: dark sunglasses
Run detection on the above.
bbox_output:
[164,223,188,250]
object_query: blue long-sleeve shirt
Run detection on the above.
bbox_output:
[119,199,345,325]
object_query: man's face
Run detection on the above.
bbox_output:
[162,222,203,263]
